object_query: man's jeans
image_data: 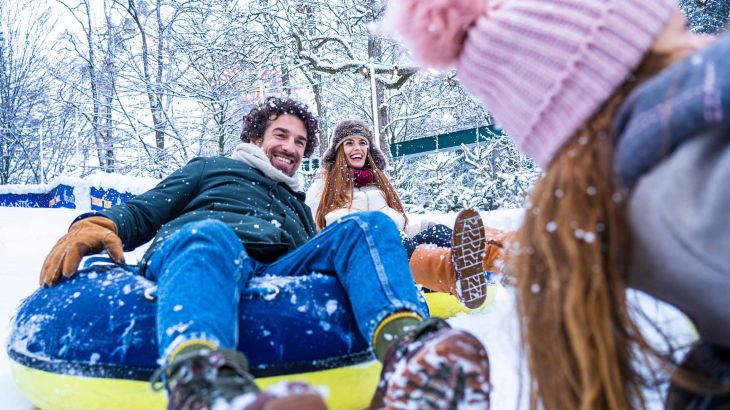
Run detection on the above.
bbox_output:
[145,211,429,360]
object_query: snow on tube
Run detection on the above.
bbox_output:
[7,262,496,410]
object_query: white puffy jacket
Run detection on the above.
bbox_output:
[305,178,420,236]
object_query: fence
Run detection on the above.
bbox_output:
[0,174,159,210]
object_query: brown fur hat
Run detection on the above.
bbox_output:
[321,119,388,170]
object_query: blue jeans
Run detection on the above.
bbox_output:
[401,224,453,258]
[145,211,429,360]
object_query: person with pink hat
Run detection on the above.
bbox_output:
[382,0,730,409]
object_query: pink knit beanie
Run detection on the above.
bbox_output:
[382,0,676,168]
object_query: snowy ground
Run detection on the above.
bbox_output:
[0,207,148,409]
[0,207,693,409]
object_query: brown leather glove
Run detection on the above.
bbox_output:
[40,216,125,287]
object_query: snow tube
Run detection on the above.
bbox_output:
[7,263,496,410]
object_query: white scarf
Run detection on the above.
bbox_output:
[229,143,301,192]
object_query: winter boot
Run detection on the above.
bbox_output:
[151,347,327,410]
[451,209,490,309]
[151,347,257,410]
[409,245,458,295]
[482,226,512,274]
[235,381,329,410]
[369,317,491,410]
[409,210,512,309]
[372,311,423,361]
[409,209,487,309]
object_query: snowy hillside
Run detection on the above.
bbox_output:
[0,207,693,409]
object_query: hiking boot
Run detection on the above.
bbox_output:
[451,209,488,309]
[150,348,327,410]
[240,381,328,410]
[151,348,259,410]
[370,317,491,410]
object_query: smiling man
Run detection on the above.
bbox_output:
[255,115,307,175]
[38,96,491,410]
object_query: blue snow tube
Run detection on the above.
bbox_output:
[6,262,378,410]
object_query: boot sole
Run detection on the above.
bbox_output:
[383,329,491,409]
[451,209,488,309]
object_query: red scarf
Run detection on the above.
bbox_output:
[352,169,375,188]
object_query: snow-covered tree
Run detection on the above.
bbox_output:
[389,132,540,214]
[165,0,257,158]
[56,0,127,174]
[410,151,461,213]
[1,0,541,205]
[389,156,421,213]
[0,1,76,184]
[458,134,540,211]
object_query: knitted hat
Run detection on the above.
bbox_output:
[382,0,676,168]
[321,119,389,170]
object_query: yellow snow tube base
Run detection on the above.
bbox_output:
[10,358,381,410]
[424,283,497,318]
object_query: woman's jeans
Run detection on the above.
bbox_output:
[144,211,429,360]
[401,224,453,258]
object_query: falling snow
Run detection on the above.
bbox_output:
[0,205,696,409]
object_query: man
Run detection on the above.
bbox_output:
[39,96,490,410]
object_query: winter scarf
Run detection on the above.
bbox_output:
[230,142,301,192]
[353,169,375,188]
[613,33,730,190]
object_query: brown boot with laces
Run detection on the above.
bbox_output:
[370,317,491,410]
[410,209,503,309]
[150,347,327,410]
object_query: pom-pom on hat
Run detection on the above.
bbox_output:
[380,0,489,68]
[321,119,389,170]
[383,0,676,167]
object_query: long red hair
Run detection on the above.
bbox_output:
[315,146,407,230]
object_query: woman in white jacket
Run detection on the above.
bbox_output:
[306,119,508,309]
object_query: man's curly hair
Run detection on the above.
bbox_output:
[240,96,319,158]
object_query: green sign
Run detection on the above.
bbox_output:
[390,125,504,158]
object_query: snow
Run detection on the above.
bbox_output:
[0,207,148,408]
[83,173,160,195]
[0,206,695,409]
[0,175,84,194]
[0,173,159,196]
[0,208,78,408]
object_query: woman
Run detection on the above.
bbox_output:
[306,119,509,309]
[385,0,729,409]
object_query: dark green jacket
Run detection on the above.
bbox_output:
[99,156,316,271]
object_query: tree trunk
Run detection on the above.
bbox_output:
[84,1,106,172]
[103,1,115,171]
[311,73,328,156]
[367,0,391,161]
[127,0,167,172]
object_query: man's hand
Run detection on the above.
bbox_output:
[40,216,125,287]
